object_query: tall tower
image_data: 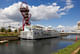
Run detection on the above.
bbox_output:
[20,2,31,31]
[77,21,80,30]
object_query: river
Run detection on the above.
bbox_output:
[0,35,78,54]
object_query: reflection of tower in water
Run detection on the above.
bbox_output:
[77,21,80,30]
[20,38,60,54]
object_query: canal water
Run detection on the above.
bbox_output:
[0,35,78,54]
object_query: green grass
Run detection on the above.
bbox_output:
[0,32,19,36]
[54,40,80,54]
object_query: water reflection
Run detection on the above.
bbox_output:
[0,37,75,54]
[63,35,80,40]
[20,38,60,54]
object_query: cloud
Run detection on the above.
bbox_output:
[0,0,74,25]
[77,21,80,24]
[52,3,57,6]
[0,2,22,23]
[60,0,74,11]
[29,3,60,20]
[59,12,66,15]
[57,25,64,29]
[56,25,77,32]
[0,22,20,28]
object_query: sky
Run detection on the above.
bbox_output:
[0,0,80,31]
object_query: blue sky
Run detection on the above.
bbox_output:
[0,0,80,27]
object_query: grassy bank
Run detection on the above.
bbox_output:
[77,49,80,54]
[0,32,19,36]
[54,40,80,54]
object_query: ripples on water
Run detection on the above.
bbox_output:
[0,35,76,54]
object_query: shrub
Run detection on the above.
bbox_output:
[14,29,17,33]
[0,27,6,32]
[7,29,12,32]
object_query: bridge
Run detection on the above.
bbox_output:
[60,32,80,36]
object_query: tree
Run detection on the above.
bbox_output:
[7,29,12,32]
[0,27,6,32]
[14,29,17,33]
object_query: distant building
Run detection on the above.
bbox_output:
[32,25,54,31]
[32,25,44,30]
